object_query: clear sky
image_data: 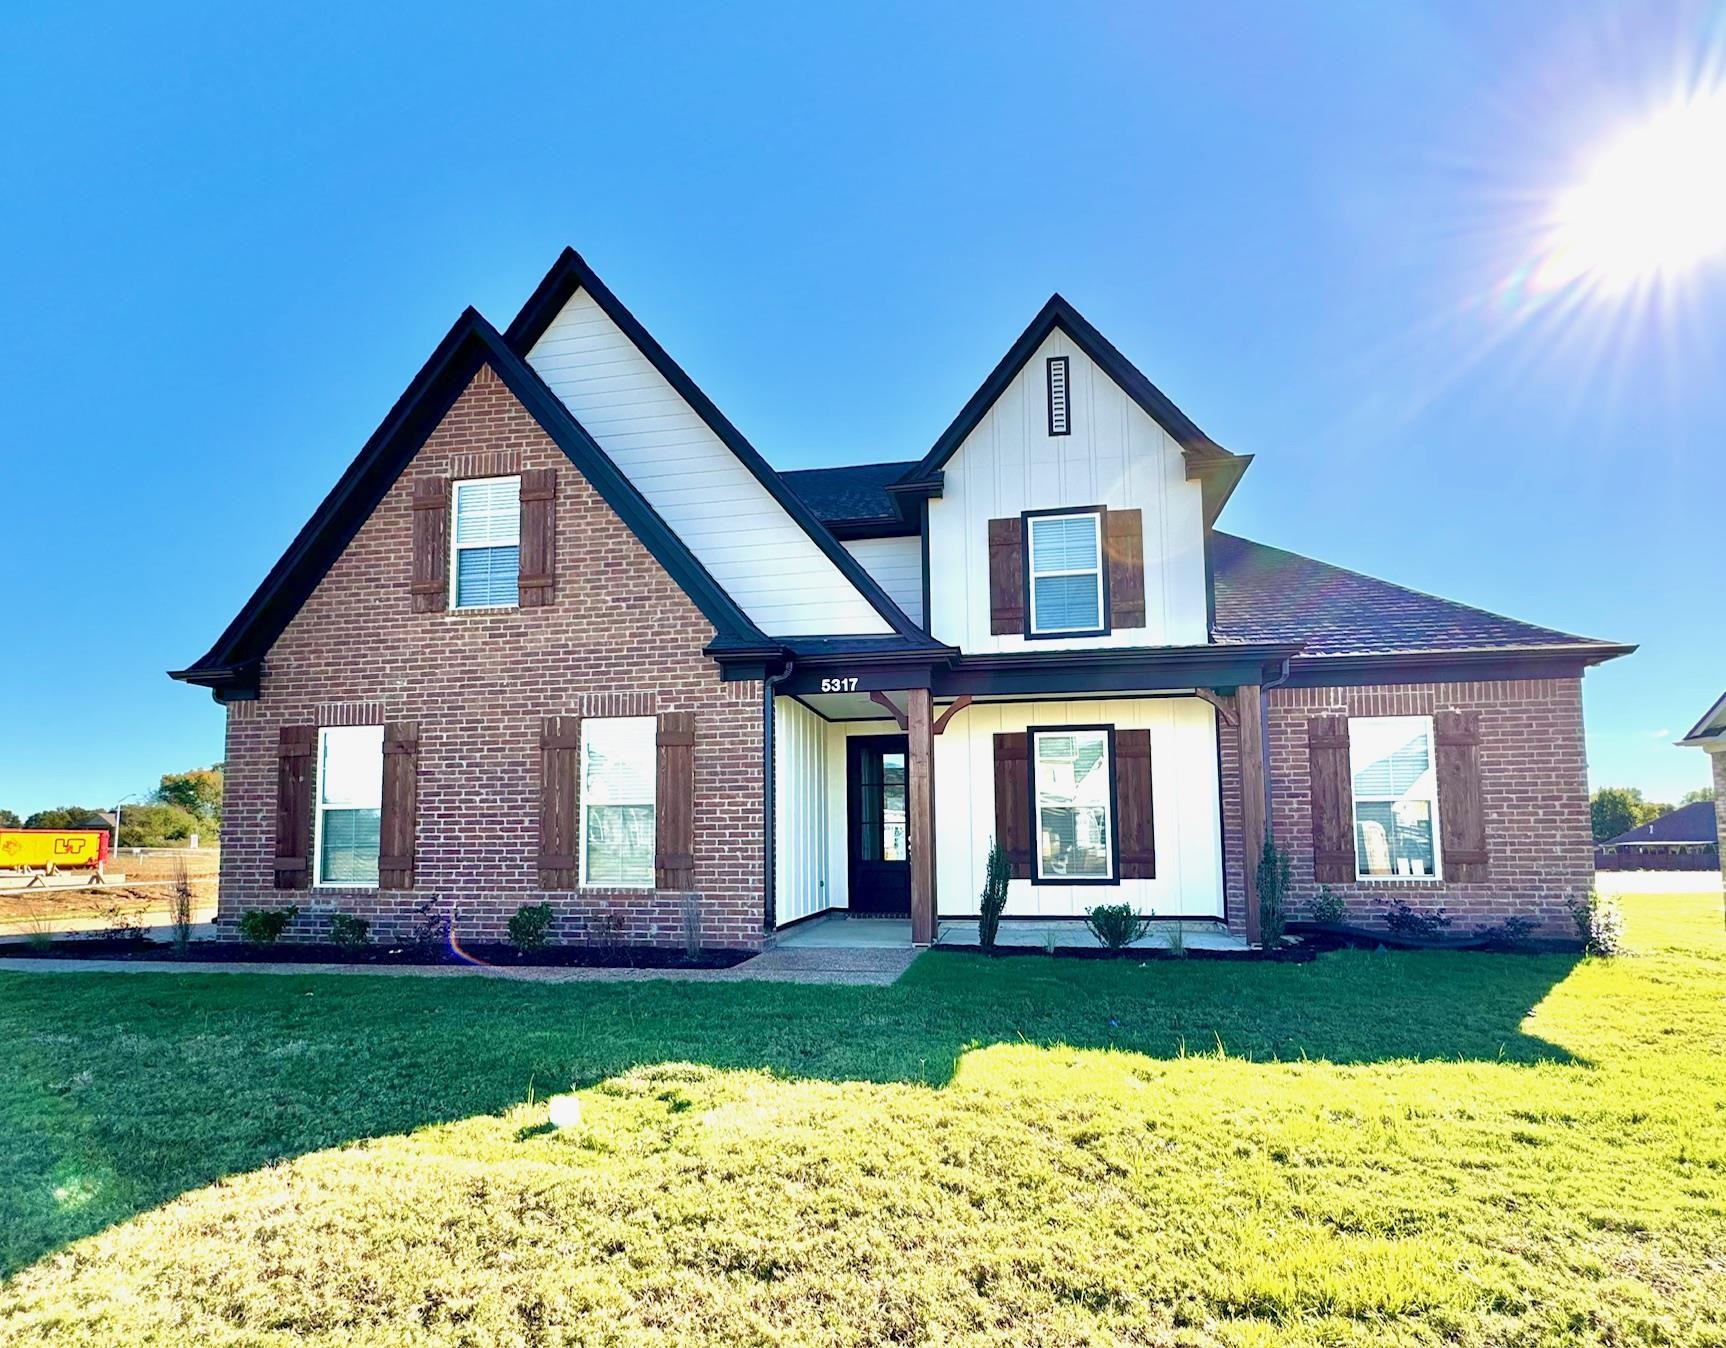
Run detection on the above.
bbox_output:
[2,1,1721,818]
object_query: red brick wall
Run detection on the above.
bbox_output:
[221,364,766,949]
[1225,677,1593,936]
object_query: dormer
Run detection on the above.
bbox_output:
[892,296,1249,654]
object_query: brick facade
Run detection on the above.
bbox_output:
[220,365,766,949]
[1217,677,1592,937]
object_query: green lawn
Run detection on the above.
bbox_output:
[3,895,1724,1346]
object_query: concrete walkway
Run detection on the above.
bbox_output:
[0,944,920,987]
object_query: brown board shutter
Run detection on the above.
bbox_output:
[1115,728,1155,879]
[1104,508,1146,630]
[987,517,1025,635]
[1434,709,1489,881]
[274,725,315,890]
[1308,715,1356,883]
[517,468,557,608]
[378,722,420,890]
[993,732,1032,879]
[411,476,450,613]
[655,712,696,889]
[539,715,581,889]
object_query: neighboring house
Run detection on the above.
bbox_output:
[1679,692,1726,884]
[171,248,1634,948]
[1594,800,1719,871]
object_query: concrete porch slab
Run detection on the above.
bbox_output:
[775,913,1249,953]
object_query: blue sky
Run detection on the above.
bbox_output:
[2,1,1720,817]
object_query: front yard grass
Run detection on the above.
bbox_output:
[3,893,1724,1345]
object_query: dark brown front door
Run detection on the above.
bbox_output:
[848,734,910,916]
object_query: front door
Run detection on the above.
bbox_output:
[847,734,910,916]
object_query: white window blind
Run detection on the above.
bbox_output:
[581,717,657,888]
[1349,716,1442,879]
[1028,512,1103,634]
[315,725,382,886]
[452,476,520,609]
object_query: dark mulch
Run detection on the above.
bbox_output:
[934,940,1319,963]
[0,938,754,970]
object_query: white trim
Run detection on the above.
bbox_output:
[579,716,657,889]
[1027,511,1104,635]
[1347,715,1444,882]
[449,474,521,611]
[312,724,384,889]
[1030,726,1116,883]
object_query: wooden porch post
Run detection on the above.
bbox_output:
[907,687,936,946]
[1235,683,1267,947]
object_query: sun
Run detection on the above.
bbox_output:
[1539,91,1726,293]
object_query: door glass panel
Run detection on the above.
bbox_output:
[881,752,906,862]
[859,752,882,862]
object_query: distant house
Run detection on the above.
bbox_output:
[1678,692,1726,885]
[1594,800,1719,872]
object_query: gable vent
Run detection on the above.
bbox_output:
[1046,356,1071,436]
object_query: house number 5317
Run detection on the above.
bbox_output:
[819,677,860,693]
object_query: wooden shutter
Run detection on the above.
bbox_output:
[378,722,419,890]
[993,732,1032,879]
[539,715,581,889]
[655,712,696,889]
[1308,715,1356,883]
[1115,729,1155,879]
[411,476,449,613]
[987,517,1025,635]
[517,468,557,608]
[274,725,315,890]
[1104,508,1146,630]
[1435,709,1489,881]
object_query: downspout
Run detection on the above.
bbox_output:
[762,657,794,937]
[1259,656,1293,841]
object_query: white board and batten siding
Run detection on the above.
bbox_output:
[936,698,1224,920]
[773,697,832,924]
[841,536,923,626]
[926,329,1210,653]
[526,289,893,638]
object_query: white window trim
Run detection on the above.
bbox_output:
[312,724,383,890]
[1027,510,1105,635]
[1030,726,1116,883]
[579,717,657,890]
[1348,715,1444,882]
[449,474,521,612]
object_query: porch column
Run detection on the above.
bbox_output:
[907,687,936,946]
[1236,683,1267,946]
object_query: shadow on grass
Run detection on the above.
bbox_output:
[1,946,1579,1278]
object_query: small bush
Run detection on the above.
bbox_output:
[1568,891,1625,956]
[509,902,555,950]
[1310,887,1347,926]
[237,906,299,945]
[170,858,194,954]
[329,913,370,949]
[1379,897,1452,941]
[978,839,1010,951]
[1256,839,1291,946]
[1164,918,1187,958]
[1472,914,1539,950]
[1085,903,1152,950]
[411,898,452,950]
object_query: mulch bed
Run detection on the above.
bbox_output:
[934,941,1319,963]
[0,938,755,970]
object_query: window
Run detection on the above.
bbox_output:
[581,717,656,887]
[1032,727,1114,882]
[314,725,382,887]
[1046,356,1071,435]
[451,476,520,609]
[1027,510,1104,635]
[1349,716,1442,879]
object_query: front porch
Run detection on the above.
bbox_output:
[776,912,1251,952]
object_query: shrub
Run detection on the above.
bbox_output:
[1164,918,1187,958]
[509,902,555,950]
[1085,903,1152,950]
[1568,891,1625,956]
[329,913,370,949]
[1473,914,1539,950]
[411,898,452,950]
[170,857,194,954]
[1310,887,1347,926]
[1256,839,1291,946]
[237,906,299,945]
[1378,898,1452,942]
[978,839,1010,951]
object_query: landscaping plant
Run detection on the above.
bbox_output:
[1310,886,1346,926]
[509,902,555,951]
[1255,838,1291,945]
[329,913,370,950]
[1569,889,1625,956]
[1379,897,1452,941]
[1085,903,1152,949]
[170,858,194,955]
[978,839,1010,951]
[236,906,299,946]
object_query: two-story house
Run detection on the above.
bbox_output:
[172,248,1632,949]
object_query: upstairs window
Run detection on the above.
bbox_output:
[314,725,382,887]
[1349,716,1442,879]
[1026,510,1105,635]
[1046,356,1071,435]
[451,476,520,609]
[581,717,657,888]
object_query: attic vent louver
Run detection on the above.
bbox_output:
[1046,356,1070,436]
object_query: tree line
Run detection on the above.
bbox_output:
[1,767,223,848]
[1591,784,1715,842]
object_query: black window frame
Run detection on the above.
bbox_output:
[1019,505,1111,641]
[1025,722,1121,887]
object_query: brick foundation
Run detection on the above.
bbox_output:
[220,365,766,949]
